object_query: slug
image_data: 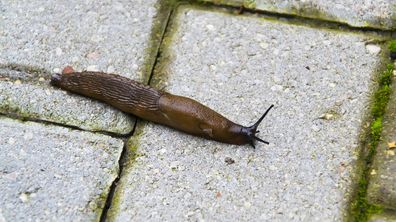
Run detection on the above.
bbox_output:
[50,71,273,147]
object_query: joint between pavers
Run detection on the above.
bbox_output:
[146,2,177,86]
[347,49,394,221]
[103,119,155,220]
[187,0,395,38]
[0,112,132,139]
[98,118,138,222]
[196,0,396,32]
[141,0,186,85]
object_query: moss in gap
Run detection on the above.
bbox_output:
[149,2,188,90]
[391,5,396,32]
[195,0,388,42]
[389,37,396,59]
[288,3,332,21]
[349,59,394,221]
[0,63,50,81]
[243,0,256,9]
[141,0,187,84]
[0,101,20,114]
[93,187,114,222]
[372,64,393,118]
[105,122,145,221]
[370,117,383,147]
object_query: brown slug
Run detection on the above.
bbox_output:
[50,71,273,147]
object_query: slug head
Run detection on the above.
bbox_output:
[241,104,274,148]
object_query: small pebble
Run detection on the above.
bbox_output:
[319,113,335,120]
[272,76,282,84]
[311,124,320,132]
[19,193,29,203]
[55,47,63,56]
[23,132,34,140]
[170,161,179,170]
[71,56,79,63]
[86,51,99,59]
[107,66,115,73]
[225,157,235,165]
[365,44,381,55]
[53,68,61,73]
[386,150,395,156]
[244,202,252,208]
[8,138,16,145]
[206,24,215,31]
[62,66,74,74]
[260,42,269,49]
[271,85,283,91]
[86,65,98,72]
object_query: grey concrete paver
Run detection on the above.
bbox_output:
[0,0,162,133]
[0,116,124,221]
[0,0,159,80]
[108,7,383,221]
[368,68,396,211]
[0,66,134,134]
[203,0,396,30]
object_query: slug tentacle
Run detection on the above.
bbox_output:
[241,104,274,148]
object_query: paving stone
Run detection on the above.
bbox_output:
[0,66,134,134]
[0,116,123,221]
[0,0,159,80]
[108,7,382,221]
[368,69,396,210]
[203,0,396,30]
[0,0,163,133]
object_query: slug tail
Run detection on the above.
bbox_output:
[243,104,274,148]
[50,73,62,87]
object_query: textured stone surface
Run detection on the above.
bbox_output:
[0,67,134,134]
[0,0,159,80]
[368,69,396,210]
[108,7,382,221]
[0,116,123,221]
[0,0,162,133]
[204,0,396,30]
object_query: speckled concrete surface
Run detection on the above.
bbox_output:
[108,7,383,221]
[0,0,162,133]
[203,0,396,30]
[368,67,396,211]
[0,117,123,221]
[0,0,159,81]
[0,66,134,134]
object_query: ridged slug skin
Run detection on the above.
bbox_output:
[51,71,272,147]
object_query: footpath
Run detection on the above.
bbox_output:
[0,0,396,221]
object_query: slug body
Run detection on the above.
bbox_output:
[51,71,272,147]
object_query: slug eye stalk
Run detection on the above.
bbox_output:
[243,104,274,148]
